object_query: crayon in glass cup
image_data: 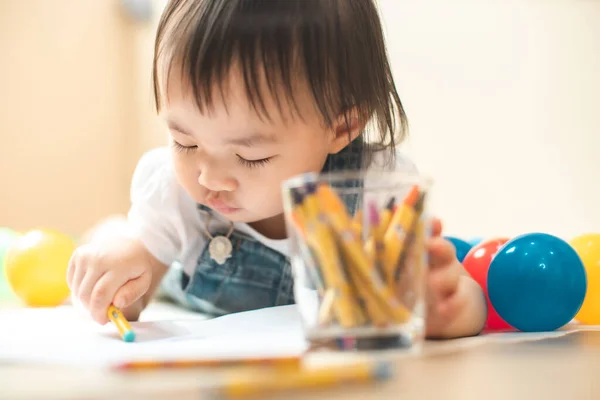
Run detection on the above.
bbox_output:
[282,170,433,352]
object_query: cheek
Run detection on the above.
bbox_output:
[284,138,331,174]
[171,153,204,201]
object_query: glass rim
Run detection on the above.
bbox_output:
[281,169,433,191]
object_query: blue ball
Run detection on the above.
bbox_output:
[487,232,587,332]
[444,236,473,263]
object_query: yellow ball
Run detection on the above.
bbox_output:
[4,229,75,307]
[570,233,600,325]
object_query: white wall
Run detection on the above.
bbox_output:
[119,0,600,242]
[378,0,600,241]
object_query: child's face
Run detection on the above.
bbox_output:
[162,69,342,225]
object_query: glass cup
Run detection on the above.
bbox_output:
[282,170,433,352]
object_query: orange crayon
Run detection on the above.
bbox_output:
[382,186,421,286]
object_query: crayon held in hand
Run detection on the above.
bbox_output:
[108,305,136,343]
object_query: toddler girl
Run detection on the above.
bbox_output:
[68,0,486,339]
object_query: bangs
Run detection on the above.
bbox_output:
[154,0,345,123]
[153,0,406,151]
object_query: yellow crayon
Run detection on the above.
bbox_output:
[334,238,386,325]
[317,289,337,325]
[350,203,388,326]
[107,305,136,342]
[316,185,411,323]
[302,183,320,220]
[301,183,366,327]
[290,194,326,295]
[389,192,427,286]
[376,197,396,238]
[351,209,363,236]
[382,185,421,285]
[393,217,427,308]
[290,208,307,237]
[305,217,363,328]
[346,264,390,326]
[217,361,394,398]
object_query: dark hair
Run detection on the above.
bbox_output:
[152,0,407,162]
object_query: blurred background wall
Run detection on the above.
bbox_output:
[0,0,598,241]
[379,1,600,240]
[0,0,165,237]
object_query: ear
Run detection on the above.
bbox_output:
[327,108,365,154]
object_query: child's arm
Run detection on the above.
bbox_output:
[68,148,188,324]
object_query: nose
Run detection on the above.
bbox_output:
[198,166,237,192]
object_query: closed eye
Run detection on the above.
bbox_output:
[236,155,273,169]
[172,140,197,154]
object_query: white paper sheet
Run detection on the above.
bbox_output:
[0,304,308,368]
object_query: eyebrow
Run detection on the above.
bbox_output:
[225,133,278,147]
[167,119,192,135]
[167,118,277,147]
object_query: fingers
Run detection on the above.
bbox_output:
[66,253,76,289]
[436,286,467,320]
[427,236,463,309]
[78,268,107,309]
[428,236,457,270]
[65,238,154,326]
[113,271,152,309]
[70,254,87,298]
[429,260,461,298]
[431,218,442,237]
[88,271,123,324]
[68,246,109,309]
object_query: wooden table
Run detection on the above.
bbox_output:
[2,328,599,400]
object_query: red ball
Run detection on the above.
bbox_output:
[463,238,513,331]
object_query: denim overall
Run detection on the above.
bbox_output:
[159,139,365,316]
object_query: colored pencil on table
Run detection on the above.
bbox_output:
[213,361,394,398]
[114,356,302,371]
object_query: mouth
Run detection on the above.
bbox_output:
[207,199,241,214]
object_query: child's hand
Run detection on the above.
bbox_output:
[424,219,487,339]
[66,238,158,324]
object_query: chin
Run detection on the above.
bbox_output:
[211,209,258,222]
[218,209,282,224]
